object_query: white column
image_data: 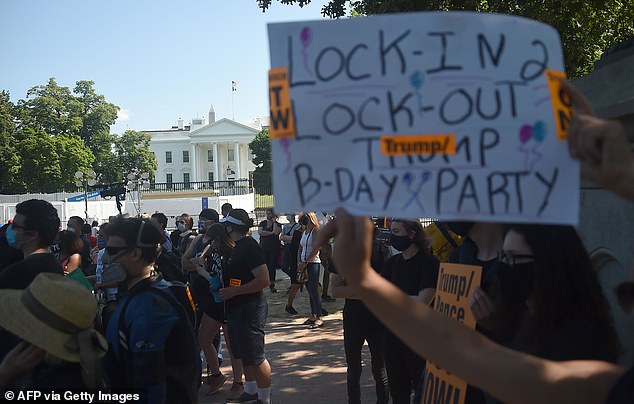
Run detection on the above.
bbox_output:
[213,143,219,183]
[190,143,198,182]
[234,142,241,179]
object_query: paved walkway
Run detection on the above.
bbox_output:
[198,271,378,403]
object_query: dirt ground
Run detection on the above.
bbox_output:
[198,269,379,404]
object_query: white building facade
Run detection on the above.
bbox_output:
[146,106,264,185]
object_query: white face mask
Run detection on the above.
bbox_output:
[177,223,186,232]
[67,227,76,234]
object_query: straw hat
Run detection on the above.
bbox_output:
[0,273,107,364]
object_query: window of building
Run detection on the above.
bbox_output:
[166,173,173,186]
[183,172,190,187]
[208,149,213,162]
[208,172,214,183]
[228,148,234,162]
[166,151,172,163]
[183,150,189,163]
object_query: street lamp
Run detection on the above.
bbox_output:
[75,170,97,220]
[126,172,150,217]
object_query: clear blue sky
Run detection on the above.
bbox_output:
[0,0,333,134]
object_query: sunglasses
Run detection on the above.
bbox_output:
[10,223,29,231]
[497,252,536,266]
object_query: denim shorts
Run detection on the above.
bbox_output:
[227,292,268,366]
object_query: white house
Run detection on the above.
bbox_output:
[146,105,266,185]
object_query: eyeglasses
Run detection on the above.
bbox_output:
[105,246,129,256]
[498,251,535,266]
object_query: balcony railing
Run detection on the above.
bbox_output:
[144,180,252,196]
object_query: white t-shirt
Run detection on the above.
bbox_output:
[300,228,321,264]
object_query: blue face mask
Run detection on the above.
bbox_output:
[5,224,21,250]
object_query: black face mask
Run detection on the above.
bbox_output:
[446,221,474,237]
[496,261,536,305]
[390,233,413,252]
[299,216,309,226]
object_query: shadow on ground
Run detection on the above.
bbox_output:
[199,270,380,403]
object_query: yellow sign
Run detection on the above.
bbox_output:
[545,69,572,140]
[229,278,242,287]
[268,67,295,139]
[421,263,482,404]
[380,134,456,156]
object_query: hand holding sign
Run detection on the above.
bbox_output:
[563,81,634,201]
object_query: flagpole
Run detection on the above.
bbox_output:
[231,80,237,120]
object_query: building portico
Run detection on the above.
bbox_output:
[146,105,264,186]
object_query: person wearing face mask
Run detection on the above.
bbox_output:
[380,218,439,404]
[193,223,244,397]
[104,217,199,403]
[0,199,64,363]
[494,224,619,364]
[176,214,196,256]
[0,222,23,273]
[219,209,272,404]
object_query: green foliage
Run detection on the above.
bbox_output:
[1,78,156,193]
[116,130,158,180]
[0,91,21,191]
[249,129,272,191]
[257,0,634,78]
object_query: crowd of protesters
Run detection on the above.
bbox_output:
[0,81,632,404]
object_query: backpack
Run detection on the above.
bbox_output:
[155,250,186,283]
[112,277,200,402]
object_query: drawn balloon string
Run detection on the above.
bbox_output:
[518,121,547,171]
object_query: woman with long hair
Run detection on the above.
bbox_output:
[57,230,83,275]
[297,211,324,329]
[195,223,244,397]
[381,218,439,404]
[494,224,620,362]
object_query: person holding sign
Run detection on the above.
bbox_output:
[330,220,391,404]
[563,81,634,202]
[315,210,630,404]
[380,219,439,404]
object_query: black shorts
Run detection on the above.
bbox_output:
[205,300,226,323]
[227,293,268,367]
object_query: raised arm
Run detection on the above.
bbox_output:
[316,209,625,404]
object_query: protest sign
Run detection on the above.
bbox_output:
[421,263,482,404]
[268,12,579,224]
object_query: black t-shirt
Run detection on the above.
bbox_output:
[226,237,266,307]
[258,220,280,252]
[381,249,440,296]
[0,252,63,289]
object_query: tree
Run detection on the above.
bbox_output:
[0,92,21,193]
[257,0,634,78]
[3,78,157,193]
[115,130,158,180]
[249,129,273,191]
[12,129,95,193]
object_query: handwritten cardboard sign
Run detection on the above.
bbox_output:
[421,263,482,404]
[268,12,578,224]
